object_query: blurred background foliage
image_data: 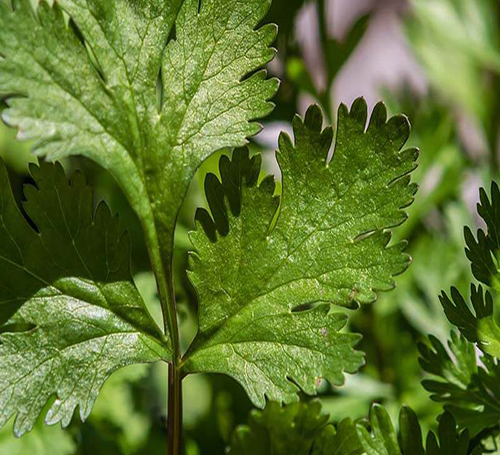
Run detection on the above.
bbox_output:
[2,0,500,453]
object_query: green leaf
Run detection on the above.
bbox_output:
[357,406,479,455]
[0,159,169,436]
[356,405,403,455]
[228,399,362,455]
[419,332,500,437]
[464,183,500,289]
[184,101,417,406]
[440,285,500,357]
[312,419,363,455]
[230,401,484,455]
[425,412,480,455]
[398,406,425,455]
[229,400,329,455]
[0,0,278,260]
[0,413,76,455]
[440,183,500,357]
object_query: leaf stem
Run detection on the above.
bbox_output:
[142,222,182,454]
[166,260,183,455]
[168,361,183,455]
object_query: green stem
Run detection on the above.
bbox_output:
[142,221,182,454]
[168,361,183,455]
[166,259,182,455]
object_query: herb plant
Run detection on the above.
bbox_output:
[226,182,500,454]
[0,0,420,452]
[229,400,479,455]
[419,182,500,444]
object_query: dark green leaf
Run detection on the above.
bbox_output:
[357,405,479,455]
[0,160,169,436]
[440,183,500,357]
[419,332,500,437]
[229,400,330,455]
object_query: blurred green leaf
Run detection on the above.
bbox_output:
[0,160,169,437]
[229,400,333,455]
[89,365,151,455]
[407,0,500,152]
[0,414,75,455]
[420,332,500,437]
[358,405,480,455]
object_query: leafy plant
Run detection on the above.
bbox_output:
[0,0,421,452]
[185,103,416,405]
[406,0,500,168]
[419,332,500,438]
[229,399,483,455]
[418,182,500,444]
[438,182,500,356]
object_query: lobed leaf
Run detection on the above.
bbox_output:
[229,400,479,454]
[184,101,418,406]
[419,332,500,437]
[440,183,500,358]
[0,159,169,436]
[357,406,478,455]
[229,400,332,455]
[0,0,278,260]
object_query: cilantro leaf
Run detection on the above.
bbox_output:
[228,400,362,455]
[0,159,169,437]
[440,285,500,357]
[439,183,500,357]
[356,405,424,455]
[0,0,278,259]
[423,182,500,440]
[419,332,500,437]
[229,400,333,455]
[229,400,481,455]
[184,101,418,406]
[425,412,482,455]
[358,406,481,455]
[313,420,363,455]
[464,183,500,288]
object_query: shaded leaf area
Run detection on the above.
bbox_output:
[0,159,169,437]
[228,400,360,455]
[0,0,278,257]
[419,332,500,438]
[184,100,418,406]
[464,183,500,288]
[229,400,482,454]
[358,406,482,455]
[439,183,500,358]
